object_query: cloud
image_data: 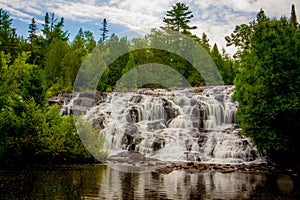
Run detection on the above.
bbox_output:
[1,0,299,55]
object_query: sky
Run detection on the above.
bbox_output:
[0,0,299,55]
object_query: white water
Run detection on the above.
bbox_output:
[63,86,264,164]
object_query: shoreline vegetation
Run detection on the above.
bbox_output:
[0,2,299,168]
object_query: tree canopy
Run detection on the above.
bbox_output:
[232,6,300,163]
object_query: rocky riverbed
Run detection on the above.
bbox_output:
[106,151,300,176]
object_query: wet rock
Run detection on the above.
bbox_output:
[130,95,143,103]
[221,168,235,173]
[212,165,223,170]
[121,123,141,150]
[156,165,173,174]
[162,99,178,123]
[152,137,165,151]
[147,121,166,131]
[92,116,105,129]
[128,143,136,151]
[127,108,139,123]
[48,96,65,106]
[186,168,198,173]
[198,134,208,147]
[172,163,183,169]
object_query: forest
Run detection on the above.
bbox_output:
[0,3,299,165]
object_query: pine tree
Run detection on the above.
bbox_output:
[28,18,38,43]
[0,9,19,61]
[77,28,84,38]
[201,32,210,50]
[42,13,69,43]
[42,12,50,37]
[291,4,297,30]
[100,18,109,42]
[161,2,197,34]
[256,9,267,24]
[84,30,96,52]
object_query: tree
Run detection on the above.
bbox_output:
[97,35,129,91]
[291,4,297,30]
[28,18,38,42]
[99,18,109,42]
[62,35,88,90]
[44,39,69,94]
[233,12,300,163]
[84,30,96,52]
[201,32,210,50]
[0,9,19,62]
[42,12,69,44]
[161,2,197,35]
[77,27,84,38]
[225,23,253,61]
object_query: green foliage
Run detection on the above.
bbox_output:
[210,44,236,84]
[44,39,69,94]
[75,117,108,162]
[161,2,197,35]
[0,9,19,62]
[233,9,300,162]
[42,12,69,44]
[0,52,98,164]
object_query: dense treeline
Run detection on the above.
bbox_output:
[0,10,107,163]
[228,7,300,164]
[0,2,299,165]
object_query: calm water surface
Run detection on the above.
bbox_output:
[0,164,299,199]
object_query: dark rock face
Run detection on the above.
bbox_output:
[130,95,143,103]
[198,134,208,148]
[146,121,166,131]
[127,108,139,123]
[152,138,165,151]
[48,92,108,116]
[92,116,105,129]
[162,98,178,124]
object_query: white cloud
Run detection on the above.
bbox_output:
[0,0,45,24]
[1,0,299,54]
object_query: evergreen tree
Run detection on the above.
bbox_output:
[42,12,50,37]
[44,39,69,93]
[291,4,297,30]
[77,28,84,38]
[84,31,96,52]
[28,18,38,42]
[62,35,87,90]
[0,9,19,61]
[161,2,197,34]
[42,12,69,44]
[99,18,109,42]
[256,9,267,24]
[201,32,210,50]
[233,12,300,163]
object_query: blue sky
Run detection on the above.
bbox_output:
[1,0,299,54]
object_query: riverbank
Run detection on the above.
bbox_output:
[2,150,299,176]
[106,151,300,176]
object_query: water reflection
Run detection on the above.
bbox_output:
[1,164,299,199]
[99,167,266,199]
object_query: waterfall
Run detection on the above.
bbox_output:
[59,86,264,164]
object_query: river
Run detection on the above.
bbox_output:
[1,164,299,200]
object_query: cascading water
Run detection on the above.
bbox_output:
[59,86,264,164]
